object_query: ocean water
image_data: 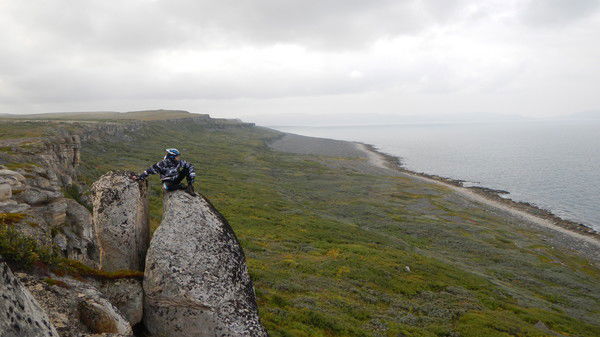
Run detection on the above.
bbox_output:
[273,120,600,231]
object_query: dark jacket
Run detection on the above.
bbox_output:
[139,157,196,182]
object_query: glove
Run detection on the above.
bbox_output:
[185,183,196,197]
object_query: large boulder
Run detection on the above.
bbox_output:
[0,260,60,337]
[91,172,149,271]
[144,191,267,337]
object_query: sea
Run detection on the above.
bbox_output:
[273,120,600,231]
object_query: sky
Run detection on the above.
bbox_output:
[1,0,599,125]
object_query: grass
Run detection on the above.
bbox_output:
[62,184,92,211]
[0,109,206,122]
[0,213,61,268]
[2,117,599,336]
[73,119,600,337]
[43,277,71,288]
[0,122,50,139]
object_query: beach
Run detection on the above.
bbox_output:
[270,132,600,264]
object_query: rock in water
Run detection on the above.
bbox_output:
[144,191,267,337]
[91,171,149,271]
[0,261,60,337]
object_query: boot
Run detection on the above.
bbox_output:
[185,183,196,196]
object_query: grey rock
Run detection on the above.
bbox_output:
[99,279,144,326]
[78,299,132,335]
[45,198,67,226]
[35,135,81,187]
[0,169,25,189]
[29,176,56,191]
[19,271,131,337]
[0,200,30,213]
[91,172,149,271]
[144,191,267,337]
[61,199,99,267]
[19,188,62,206]
[0,183,11,201]
[45,274,133,336]
[0,261,60,337]
[52,233,68,251]
[73,280,133,336]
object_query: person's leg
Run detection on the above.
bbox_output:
[172,167,188,185]
[163,181,185,191]
[164,168,191,192]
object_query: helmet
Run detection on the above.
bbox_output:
[165,148,180,157]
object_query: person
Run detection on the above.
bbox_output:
[131,148,197,196]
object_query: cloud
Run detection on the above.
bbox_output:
[522,0,600,26]
[0,0,599,119]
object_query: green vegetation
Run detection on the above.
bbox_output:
[0,109,203,122]
[63,184,92,211]
[0,213,143,280]
[55,260,145,280]
[0,122,50,139]
[70,119,600,337]
[0,213,62,268]
[43,277,70,288]
[1,117,599,336]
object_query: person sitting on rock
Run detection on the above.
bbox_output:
[131,148,196,196]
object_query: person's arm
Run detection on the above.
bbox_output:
[186,162,196,183]
[133,162,161,180]
[184,161,197,196]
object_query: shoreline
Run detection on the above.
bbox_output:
[353,142,600,246]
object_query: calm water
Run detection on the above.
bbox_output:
[274,120,600,230]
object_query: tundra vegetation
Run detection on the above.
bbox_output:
[1,116,599,337]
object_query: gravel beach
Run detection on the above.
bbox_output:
[269,132,600,265]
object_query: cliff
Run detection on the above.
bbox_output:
[0,133,100,267]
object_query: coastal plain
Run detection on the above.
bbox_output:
[1,113,599,337]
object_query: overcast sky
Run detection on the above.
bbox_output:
[1,0,599,125]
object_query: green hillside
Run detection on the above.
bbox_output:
[0,109,205,121]
[2,116,600,337]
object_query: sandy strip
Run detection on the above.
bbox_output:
[354,143,600,248]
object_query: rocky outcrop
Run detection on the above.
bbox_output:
[17,271,134,337]
[31,135,81,187]
[0,133,99,268]
[144,191,267,337]
[0,260,60,337]
[91,172,149,271]
[0,168,29,213]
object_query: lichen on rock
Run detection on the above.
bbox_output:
[0,259,60,337]
[144,191,267,337]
